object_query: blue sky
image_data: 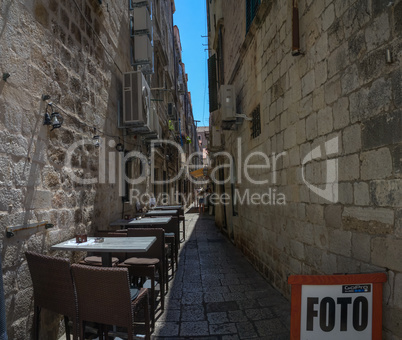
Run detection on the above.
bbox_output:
[173,0,209,127]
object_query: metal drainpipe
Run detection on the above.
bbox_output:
[0,253,8,340]
[179,117,183,147]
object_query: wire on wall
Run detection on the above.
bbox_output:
[71,0,125,75]
[46,101,143,149]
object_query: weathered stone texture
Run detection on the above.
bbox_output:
[0,1,138,338]
[370,180,402,207]
[372,237,402,272]
[361,147,393,180]
[361,110,402,151]
[211,0,402,336]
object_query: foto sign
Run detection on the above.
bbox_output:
[301,284,372,339]
[288,273,387,340]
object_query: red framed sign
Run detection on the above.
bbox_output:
[288,273,387,340]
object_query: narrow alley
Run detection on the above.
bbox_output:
[152,209,290,339]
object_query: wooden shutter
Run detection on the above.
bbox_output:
[208,54,218,112]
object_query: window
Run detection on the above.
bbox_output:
[217,26,224,85]
[246,0,261,33]
[250,105,261,139]
[208,54,218,112]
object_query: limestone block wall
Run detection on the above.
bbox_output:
[0,0,135,337]
[214,0,402,337]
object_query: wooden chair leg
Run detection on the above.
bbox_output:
[150,275,155,330]
[99,323,104,340]
[183,218,185,241]
[64,316,71,340]
[80,321,85,340]
[33,305,40,340]
[170,244,175,273]
[165,263,169,294]
[159,267,165,310]
[144,293,150,340]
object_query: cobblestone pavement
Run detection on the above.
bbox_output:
[152,208,291,339]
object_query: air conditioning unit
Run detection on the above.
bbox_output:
[167,103,177,120]
[137,100,160,136]
[131,6,152,36]
[133,35,153,66]
[123,71,150,126]
[178,83,185,93]
[211,125,222,148]
[220,85,236,121]
[174,120,181,134]
[129,0,151,9]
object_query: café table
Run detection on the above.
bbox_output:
[109,216,172,228]
[51,236,156,267]
[145,210,179,217]
[153,206,186,240]
[154,205,183,210]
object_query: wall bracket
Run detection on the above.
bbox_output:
[6,221,54,238]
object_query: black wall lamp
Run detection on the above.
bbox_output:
[43,96,63,131]
[116,138,124,152]
[93,128,101,148]
[2,73,10,82]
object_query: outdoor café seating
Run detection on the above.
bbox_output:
[122,228,166,328]
[25,251,78,340]
[163,217,180,273]
[71,264,150,340]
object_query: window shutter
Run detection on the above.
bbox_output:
[208,54,218,112]
[246,0,261,33]
[217,27,224,85]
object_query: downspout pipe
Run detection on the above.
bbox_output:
[0,253,8,340]
[292,0,301,56]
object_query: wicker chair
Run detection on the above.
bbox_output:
[123,228,166,328]
[71,264,150,340]
[163,217,180,273]
[178,207,185,241]
[25,251,77,340]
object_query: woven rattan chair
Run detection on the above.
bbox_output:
[25,251,77,340]
[123,228,166,328]
[178,207,185,241]
[163,217,180,273]
[71,264,150,340]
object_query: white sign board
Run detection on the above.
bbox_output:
[300,284,373,340]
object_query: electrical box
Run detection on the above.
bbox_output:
[168,103,177,120]
[220,85,236,121]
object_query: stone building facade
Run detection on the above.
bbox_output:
[0,0,196,338]
[197,126,210,165]
[207,0,402,338]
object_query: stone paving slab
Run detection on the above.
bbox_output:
[152,209,290,339]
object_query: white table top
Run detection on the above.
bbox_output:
[145,210,178,216]
[109,216,172,227]
[51,236,156,252]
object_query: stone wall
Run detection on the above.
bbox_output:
[0,0,135,337]
[210,0,402,338]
